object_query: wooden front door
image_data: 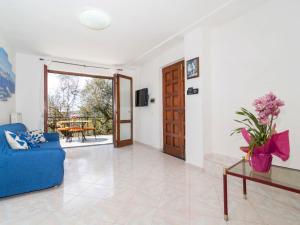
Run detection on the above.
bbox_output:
[162,61,185,159]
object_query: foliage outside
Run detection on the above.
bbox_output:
[48,74,113,135]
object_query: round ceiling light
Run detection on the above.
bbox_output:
[79,9,111,30]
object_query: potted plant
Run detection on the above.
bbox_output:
[231,92,290,173]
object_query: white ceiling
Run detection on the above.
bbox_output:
[0,0,230,65]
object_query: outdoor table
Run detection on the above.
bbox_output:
[57,120,92,142]
[59,120,91,126]
[57,127,72,142]
[223,158,300,221]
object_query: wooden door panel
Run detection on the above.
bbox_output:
[173,124,179,135]
[162,61,185,160]
[166,87,173,95]
[166,136,173,146]
[173,72,179,81]
[173,83,179,92]
[173,96,180,107]
[173,111,180,120]
[166,111,172,120]
[166,125,172,134]
[165,72,172,81]
[173,138,180,147]
[166,96,172,107]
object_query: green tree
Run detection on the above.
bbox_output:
[80,79,113,135]
[48,75,80,130]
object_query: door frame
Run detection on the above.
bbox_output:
[43,65,114,136]
[162,60,186,160]
[113,74,133,147]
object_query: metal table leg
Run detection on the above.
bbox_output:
[223,168,228,221]
[243,178,247,199]
[242,157,247,199]
[81,130,87,142]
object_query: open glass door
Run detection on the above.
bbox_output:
[113,74,133,147]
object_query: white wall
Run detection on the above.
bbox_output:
[135,41,184,149]
[16,53,44,129]
[0,33,15,124]
[210,0,300,169]
[16,53,138,130]
[135,0,300,170]
[184,27,211,167]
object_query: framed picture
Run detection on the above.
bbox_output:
[186,57,199,79]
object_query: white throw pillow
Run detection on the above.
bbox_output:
[27,130,46,143]
[5,130,29,150]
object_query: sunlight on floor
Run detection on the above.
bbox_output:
[60,135,113,148]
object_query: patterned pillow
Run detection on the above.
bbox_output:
[5,130,29,150]
[27,130,46,143]
[19,132,40,148]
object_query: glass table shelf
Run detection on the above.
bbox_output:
[223,159,300,221]
[227,159,300,192]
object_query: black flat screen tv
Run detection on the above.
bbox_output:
[135,88,149,107]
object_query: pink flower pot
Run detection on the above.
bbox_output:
[249,139,273,173]
[240,128,290,173]
[249,153,273,173]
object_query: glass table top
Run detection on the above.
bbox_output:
[227,160,300,192]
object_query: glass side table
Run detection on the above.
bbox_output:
[223,158,300,221]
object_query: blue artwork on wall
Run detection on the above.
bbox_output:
[0,47,15,101]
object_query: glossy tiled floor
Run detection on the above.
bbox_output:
[1,143,300,225]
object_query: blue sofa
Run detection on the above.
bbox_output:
[0,123,65,198]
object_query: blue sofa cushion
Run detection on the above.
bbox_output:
[43,132,60,142]
[39,141,61,149]
[19,132,40,148]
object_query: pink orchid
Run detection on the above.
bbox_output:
[232,92,287,160]
[253,92,284,125]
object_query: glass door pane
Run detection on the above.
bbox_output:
[120,123,131,141]
[120,78,131,120]
[114,74,133,147]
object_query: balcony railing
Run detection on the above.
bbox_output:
[47,116,112,136]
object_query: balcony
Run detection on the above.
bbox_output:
[47,116,113,148]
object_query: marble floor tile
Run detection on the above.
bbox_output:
[0,143,299,225]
